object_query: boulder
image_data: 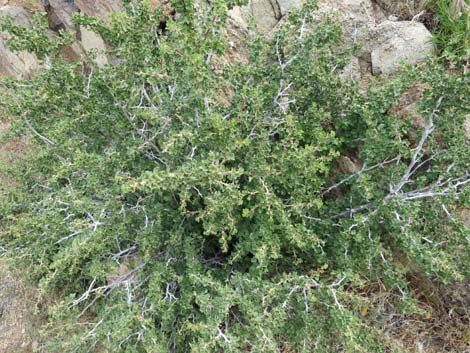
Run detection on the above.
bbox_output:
[231,0,386,42]
[312,0,386,57]
[42,0,79,31]
[228,6,249,32]
[219,1,436,78]
[249,0,280,33]
[41,0,113,66]
[336,155,362,174]
[278,0,304,16]
[79,27,108,67]
[0,40,40,78]
[230,0,307,34]
[370,20,434,75]
[0,0,41,11]
[375,0,428,18]
[43,0,124,29]
[0,5,40,78]
[74,0,123,21]
[0,4,30,26]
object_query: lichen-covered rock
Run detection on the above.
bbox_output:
[370,20,434,75]
[0,5,40,78]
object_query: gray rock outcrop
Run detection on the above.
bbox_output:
[0,5,40,78]
[41,0,122,67]
[277,0,304,16]
[74,0,123,19]
[249,0,280,33]
[370,20,435,75]
[0,0,437,78]
[230,0,434,77]
[375,0,428,18]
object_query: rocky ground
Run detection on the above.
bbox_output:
[0,263,40,353]
[0,0,438,80]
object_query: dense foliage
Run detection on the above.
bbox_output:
[1,1,469,352]
[432,0,470,63]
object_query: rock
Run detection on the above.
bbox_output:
[42,0,79,31]
[278,0,304,16]
[74,0,123,21]
[249,0,280,33]
[79,27,108,67]
[0,5,40,78]
[370,20,434,76]
[340,55,362,81]
[230,0,386,43]
[457,208,470,228]
[336,155,362,174]
[230,0,306,34]
[228,5,249,33]
[375,0,427,18]
[226,7,250,61]
[0,4,30,26]
[0,0,41,11]
[0,40,40,78]
[41,0,117,66]
[43,0,123,29]
[58,40,83,61]
[312,0,386,58]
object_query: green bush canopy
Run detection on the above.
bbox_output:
[1,1,469,351]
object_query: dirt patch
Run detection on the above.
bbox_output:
[0,262,40,353]
[1,114,40,352]
[0,120,29,191]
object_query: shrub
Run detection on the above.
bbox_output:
[431,0,470,64]
[1,1,469,352]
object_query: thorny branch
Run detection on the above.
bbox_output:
[322,96,469,220]
[71,262,147,317]
[273,38,296,115]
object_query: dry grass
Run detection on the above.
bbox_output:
[1,114,41,352]
[0,261,41,353]
[358,262,470,352]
